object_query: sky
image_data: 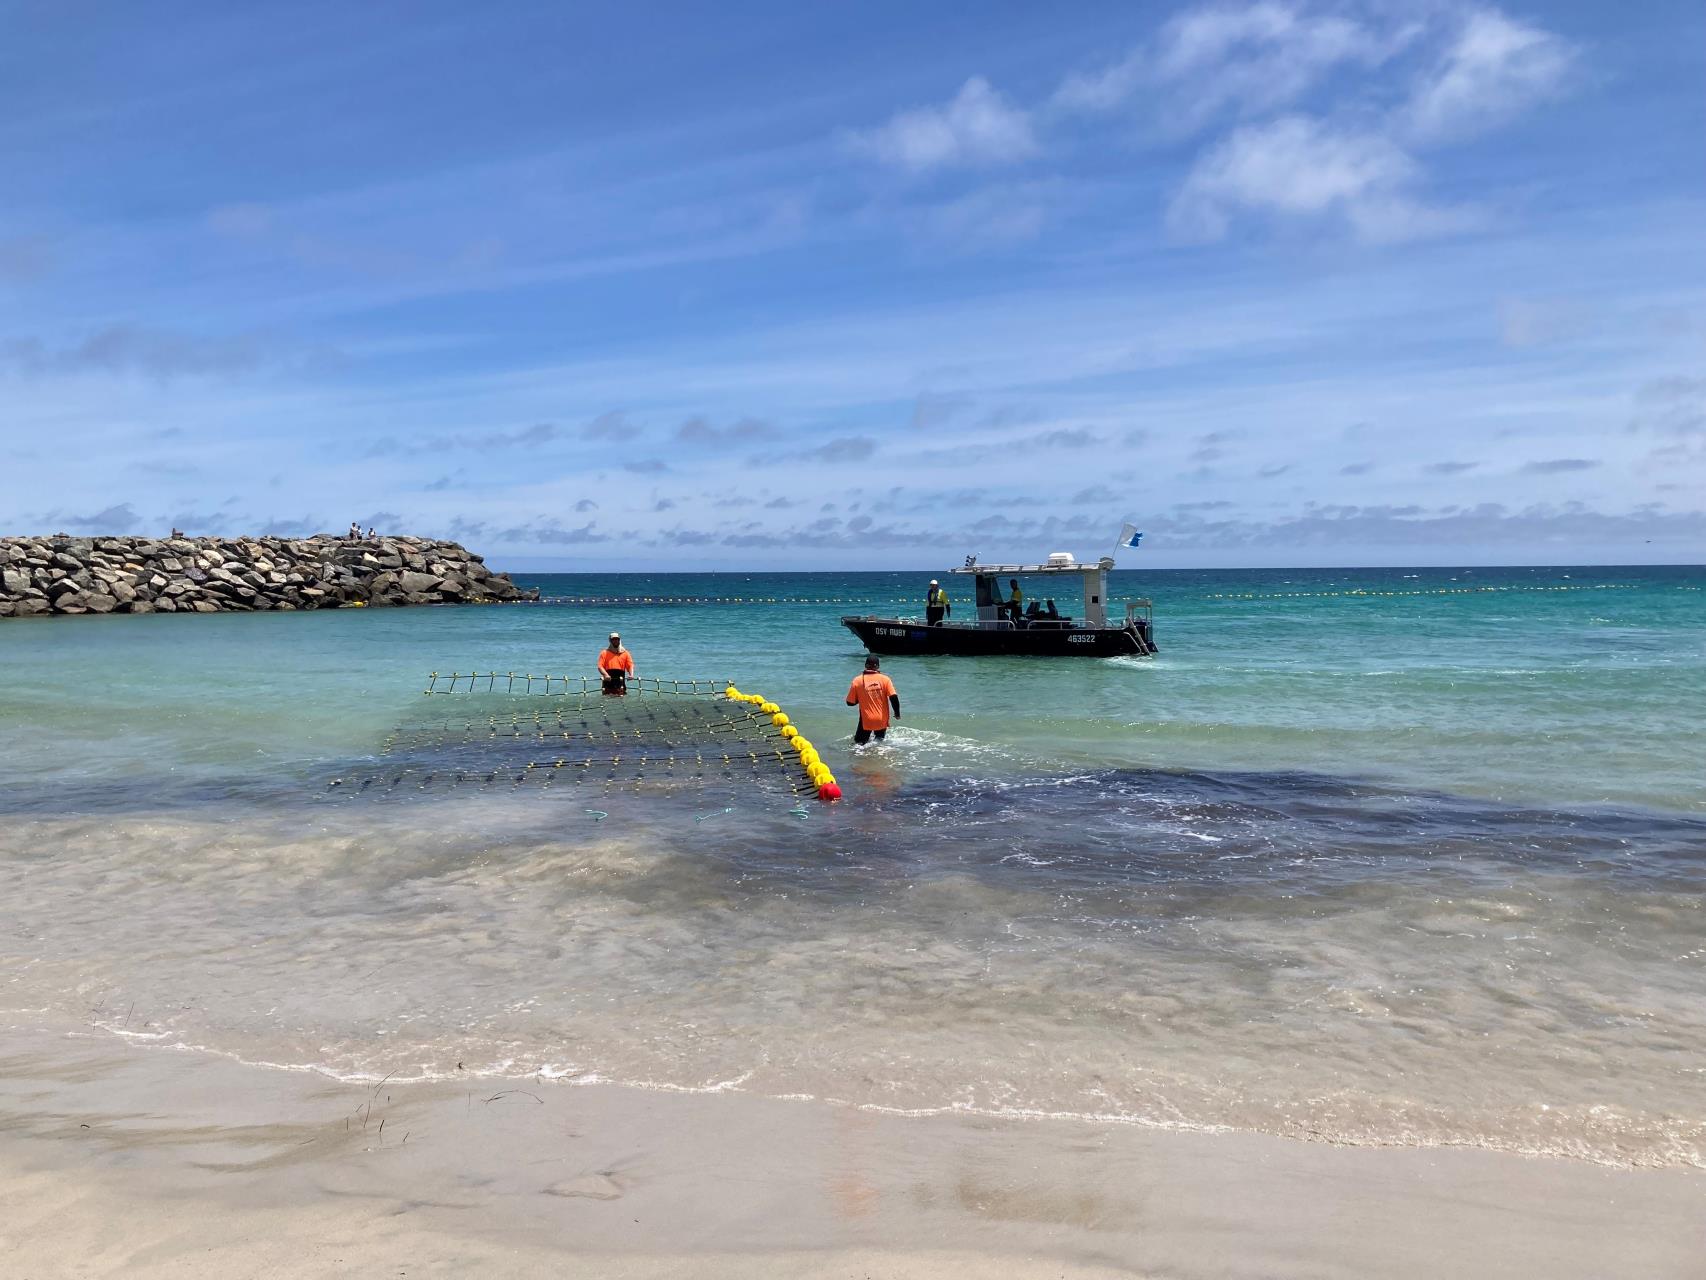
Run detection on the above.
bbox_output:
[2,0,1703,570]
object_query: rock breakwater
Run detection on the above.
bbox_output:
[0,534,537,617]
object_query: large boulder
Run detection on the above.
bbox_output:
[397,570,439,595]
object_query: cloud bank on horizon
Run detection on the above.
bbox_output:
[1,0,1702,568]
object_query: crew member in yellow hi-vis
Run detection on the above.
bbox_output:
[1006,578,1024,625]
[925,579,950,627]
[846,656,899,745]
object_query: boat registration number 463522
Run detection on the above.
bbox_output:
[1067,634,1096,644]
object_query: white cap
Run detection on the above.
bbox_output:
[929,579,938,584]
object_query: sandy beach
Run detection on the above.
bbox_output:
[3,1020,1702,1279]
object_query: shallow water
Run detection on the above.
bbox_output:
[2,565,1703,1167]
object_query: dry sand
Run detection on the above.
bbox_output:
[1,1025,1702,1279]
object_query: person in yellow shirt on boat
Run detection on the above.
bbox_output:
[1005,578,1024,625]
[846,656,899,744]
[925,579,950,626]
[597,631,634,694]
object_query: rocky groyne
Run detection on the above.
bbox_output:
[0,534,537,617]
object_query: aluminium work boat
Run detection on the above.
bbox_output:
[841,552,1156,658]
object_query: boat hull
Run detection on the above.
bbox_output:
[841,617,1152,658]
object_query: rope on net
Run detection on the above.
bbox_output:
[424,672,733,696]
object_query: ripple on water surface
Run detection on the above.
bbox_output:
[3,566,1702,1166]
[2,762,1703,1170]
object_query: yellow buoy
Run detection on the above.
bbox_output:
[781,725,798,739]
[761,702,779,714]
[771,712,789,727]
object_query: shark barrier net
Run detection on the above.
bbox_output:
[327,674,840,803]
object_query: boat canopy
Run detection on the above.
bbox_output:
[948,557,1115,576]
[952,556,1116,627]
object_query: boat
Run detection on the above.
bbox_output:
[841,552,1156,658]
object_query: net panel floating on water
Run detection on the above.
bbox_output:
[327,674,837,803]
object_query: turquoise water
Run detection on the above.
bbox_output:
[7,565,1698,810]
[2,565,1704,1167]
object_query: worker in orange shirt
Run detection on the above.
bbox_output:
[846,655,899,744]
[597,631,634,695]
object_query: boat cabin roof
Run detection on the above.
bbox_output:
[951,558,1114,576]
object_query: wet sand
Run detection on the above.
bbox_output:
[2,1025,1701,1279]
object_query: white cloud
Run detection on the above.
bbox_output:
[1405,9,1574,143]
[1057,1,1415,126]
[1053,49,1147,114]
[849,77,1038,172]
[1168,115,1476,244]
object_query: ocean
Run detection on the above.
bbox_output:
[2,565,1703,1170]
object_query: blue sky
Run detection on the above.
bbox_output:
[2,0,1703,569]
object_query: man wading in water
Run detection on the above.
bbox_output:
[597,631,634,694]
[846,656,899,744]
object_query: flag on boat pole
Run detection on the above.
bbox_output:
[1117,523,1144,550]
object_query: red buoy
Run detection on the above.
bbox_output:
[817,782,842,802]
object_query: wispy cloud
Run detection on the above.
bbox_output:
[34,502,145,534]
[674,416,779,447]
[1049,4,1576,245]
[1168,114,1476,244]
[848,77,1038,172]
[1019,427,1103,449]
[1059,2,1414,128]
[785,435,878,463]
[1522,458,1599,474]
[1403,10,1574,143]
[582,412,639,440]
[496,519,609,544]
[1631,378,1706,436]
[1,324,271,378]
